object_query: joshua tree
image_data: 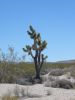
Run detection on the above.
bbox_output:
[23,26,47,79]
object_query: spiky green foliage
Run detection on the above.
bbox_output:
[23,25,47,51]
[23,26,48,80]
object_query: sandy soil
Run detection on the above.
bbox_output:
[0,84,75,100]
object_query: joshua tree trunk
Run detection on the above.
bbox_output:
[34,62,40,79]
[35,69,40,79]
[34,52,40,79]
[34,49,44,79]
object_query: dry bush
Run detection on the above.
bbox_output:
[2,96,18,100]
[45,79,75,89]
[50,68,65,76]
[52,79,74,89]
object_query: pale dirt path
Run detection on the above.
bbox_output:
[0,84,75,100]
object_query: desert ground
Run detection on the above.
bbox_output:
[1,69,75,100]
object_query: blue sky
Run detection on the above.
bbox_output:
[0,0,75,62]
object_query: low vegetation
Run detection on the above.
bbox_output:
[45,79,75,89]
[2,96,18,100]
[0,61,75,84]
[0,62,35,83]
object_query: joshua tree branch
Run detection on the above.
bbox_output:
[30,51,34,58]
[38,50,41,68]
[39,55,47,70]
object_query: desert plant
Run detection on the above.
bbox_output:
[7,47,18,63]
[23,25,47,80]
[2,96,18,100]
[54,79,74,89]
[45,79,75,89]
[1,89,18,100]
[50,68,65,76]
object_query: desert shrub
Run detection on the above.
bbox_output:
[50,68,65,76]
[65,66,75,78]
[0,62,35,83]
[54,79,74,89]
[1,75,15,83]
[45,79,75,89]
[48,75,58,82]
[42,63,75,76]
[16,77,33,85]
[2,96,18,100]
[0,47,35,84]
[71,71,75,79]
[61,66,75,77]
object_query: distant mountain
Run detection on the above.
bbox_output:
[56,60,75,63]
[19,60,75,64]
